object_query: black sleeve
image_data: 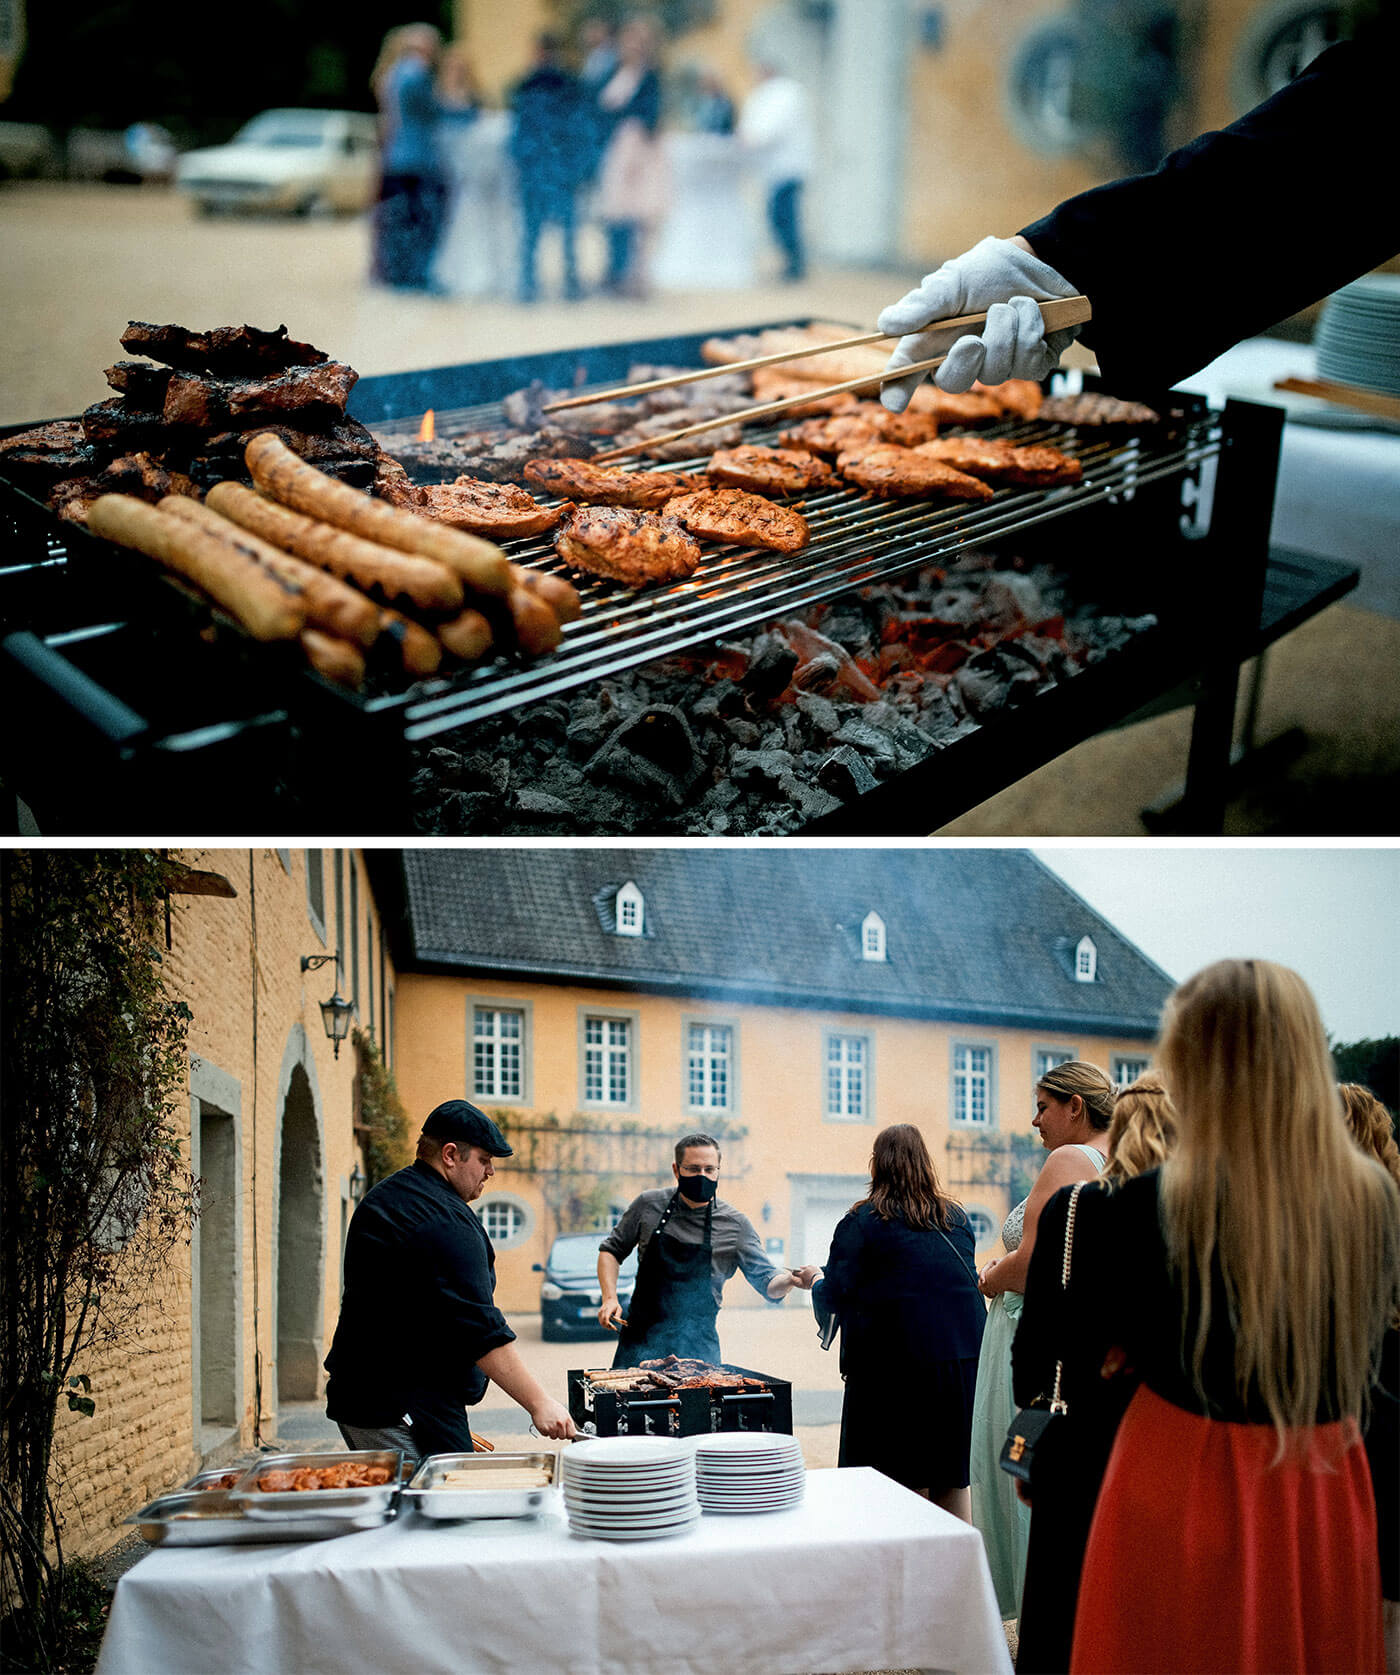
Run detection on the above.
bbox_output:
[1021,17,1400,391]
[813,1210,863,1317]
[424,1217,515,1363]
[1012,1187,1072,1408]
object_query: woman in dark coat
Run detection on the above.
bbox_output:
[812,1124,985,1518]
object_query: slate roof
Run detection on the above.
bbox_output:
[382,850,1174,1039]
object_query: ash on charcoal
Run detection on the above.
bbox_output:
[406,550,1158,837]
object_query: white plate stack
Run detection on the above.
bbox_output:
[693,1431,806,1515]
[561,1437,700,1542]
[1316,274,1400,399]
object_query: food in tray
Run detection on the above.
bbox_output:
[1038,393,1162,427]
[584,1356,770,1394]
[433,1465,553,1491]
[665,487,810,554]
[417,477,572,538]
[522,457,694,509]
[913,436,1084,488]
[255,1463,395,1492]
[705,444,837,496]
[835,443,995,502]
[554,505,703,585]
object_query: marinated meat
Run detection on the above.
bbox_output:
[523,456,693,509]
[665,486,810,553]
[749,368,861,416]
[372,454,427,509]
[777,412,885,458]
[255,1462,393,1492]
[161,362,357,429]
[878,409,942,447]
[419,476,570,537]
[618,415,745,462]
[706,444,836,496]
[836,443,994,502]
[555,505,702,585]
[1038,392,1162,428]
[908,387,1002,426]
[441,429,598,483]
[914,436,1083,487]
[975,378,1044,421]
[503,381,636,436]
[119,321,329,373]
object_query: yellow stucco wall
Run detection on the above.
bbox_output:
[392,971,1155,1315]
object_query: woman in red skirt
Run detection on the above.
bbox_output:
[1069,959,1399,1675]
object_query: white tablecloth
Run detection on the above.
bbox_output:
[95,1467,1010,1675]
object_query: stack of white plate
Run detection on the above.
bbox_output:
[561,1437,699,1541]
[1316,274,1400,399]
[693,1431,806,1514]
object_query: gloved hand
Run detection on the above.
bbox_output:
[876,236,1081,411]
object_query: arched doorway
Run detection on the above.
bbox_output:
[276,1057,325,1402]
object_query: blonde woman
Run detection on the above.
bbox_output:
[1011,1073,1178,1674]
[970,1060,1116,1621]
[1340,1081,1400,1675]
[1070,964,1400,1674]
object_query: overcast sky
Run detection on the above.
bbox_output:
[1031,844,1399,1044]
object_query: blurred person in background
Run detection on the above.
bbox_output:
[508,33,588,304]
[432,47,512,299]
[1011,1072,1178,1675]
[873,7,1398,408]
[371,22,448,294]
[737,53,815,283]
[691,64,736,135]
[970,1061,1115,1622]
[1067,964,1398,1674]
[1339,1081,1400,1675]
[592,13,668,300]
[810,1124,985,1519]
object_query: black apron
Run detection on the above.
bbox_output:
[612,1191,721,1368]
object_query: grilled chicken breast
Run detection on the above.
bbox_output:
[706,445,837,496]
[973,378,1044,421]
[522,456,694,508]
[914,437,1083,488]
[664,487,810,553]
[418,476,571,536]
[836,443,994,502]
[554,505,703,585]
[776,412,886,458]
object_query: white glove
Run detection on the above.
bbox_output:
[876,236,1081,411]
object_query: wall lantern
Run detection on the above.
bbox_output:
[302,952,354,1057]
[348,1163,366,1203]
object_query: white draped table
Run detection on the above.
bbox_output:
[94,1466,1011,1675]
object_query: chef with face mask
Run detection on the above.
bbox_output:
[597,1133,819,1368]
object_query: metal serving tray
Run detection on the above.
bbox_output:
[227,1449,404,1523]
[124,1488,383,1546]
[182,1465,246,1492]
[404,1451,559,1520]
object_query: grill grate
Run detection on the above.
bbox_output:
[369,403,1221,741]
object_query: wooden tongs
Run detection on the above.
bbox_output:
[547,296,1091,463]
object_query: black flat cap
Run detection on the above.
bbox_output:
[422,1099,514,1157]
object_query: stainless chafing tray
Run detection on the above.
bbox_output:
[226,1449,405,1524]
[124,1488,382,1546]
[404,1450,558,1520]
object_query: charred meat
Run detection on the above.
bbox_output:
[118,321,329,374]
[555,505,703,585]
[706,444,837,496]
[1038,392,1162,428]
[665,486,810,553]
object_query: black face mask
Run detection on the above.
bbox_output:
[676,1173,718,1203]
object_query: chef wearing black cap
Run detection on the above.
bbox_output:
[325,1098,575,1461]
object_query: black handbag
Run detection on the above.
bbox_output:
[998,1180,1086,1485]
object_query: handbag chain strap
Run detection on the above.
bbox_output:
[1047,1180,1086,1415]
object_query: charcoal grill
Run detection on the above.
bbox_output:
[0,320,1356,835]
[567,1363,793,1439]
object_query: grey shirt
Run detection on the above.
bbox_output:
[599,1186,783,1310]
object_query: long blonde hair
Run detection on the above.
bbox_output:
[1035,1059,1117,1131]
[1158,960,1400,1442]
[1101,1070,1177,1186]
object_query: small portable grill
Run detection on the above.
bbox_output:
[0,321,1356,834]
[567,1363,793,1439]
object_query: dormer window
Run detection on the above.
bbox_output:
[861,911,886,962]
[615,881,644,937]
[1075,935,1097,983]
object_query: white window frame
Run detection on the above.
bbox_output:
[1075,935,1098,983]
[615,881,644,937]
[470,999,532,1105]
[683,1016,738,1117]
[951,1040,997,1128]
[1112,1054,1151,1087]
[1033,1045,1077,1082]
[823,1028,873,1123]
[965,1207,998,1249]
[476,1193,533,1250]
[861,911,887,962]
[579,1007,640,1111]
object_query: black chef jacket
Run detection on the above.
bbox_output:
[1021,11,1400,394]
[325,1160,515,1455]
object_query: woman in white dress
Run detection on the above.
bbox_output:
[968,1060,1115,1621]
[431,47,515,299]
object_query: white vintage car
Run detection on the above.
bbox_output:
[175,108,379,216]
